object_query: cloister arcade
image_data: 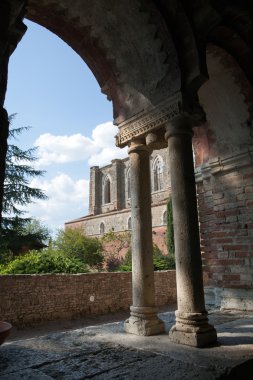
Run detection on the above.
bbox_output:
[1,0,253,347]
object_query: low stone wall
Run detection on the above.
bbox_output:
[0,271,177,327]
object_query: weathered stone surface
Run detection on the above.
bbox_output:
[124,140,165,336]
[0,310,252,379]
[165,117,217,346]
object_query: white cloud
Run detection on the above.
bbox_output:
[35,133,97,165]
[35,121,127,167]
[26,173,89,231]
[23,121,128,231]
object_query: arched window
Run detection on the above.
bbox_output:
[100,222,105,235]
[104,176,111,204]
[153,156,163,192]
[128,217,132,230]
[126,167,131,199]
[162,210,167,225]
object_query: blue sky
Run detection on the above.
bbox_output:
[5,19,127,231]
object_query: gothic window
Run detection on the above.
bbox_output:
[104,176,111,204]
[128,217,132,230]
[100,222,105,235]
[126,167,131,199]
[153,156,163,192]
[162,210,167,225]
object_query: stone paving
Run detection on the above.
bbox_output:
[0,310,253,379]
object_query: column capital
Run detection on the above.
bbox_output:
[128,138,150,155]
[115,93,181,148]
[165,115,193,141]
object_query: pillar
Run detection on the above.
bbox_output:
[165,116,217,347]
[124,139,164,336]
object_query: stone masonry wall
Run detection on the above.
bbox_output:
[197,150,253,290]
[0,271,177,327]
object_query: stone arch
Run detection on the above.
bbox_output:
[25,1,182,123]
[103,175,111,204]
[195,43,253,164]
[207,4,253,91]
[152,155,164,192]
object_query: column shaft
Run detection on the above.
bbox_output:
[168,131,205,313]
[165,117,217,347]
[124,140,164,336]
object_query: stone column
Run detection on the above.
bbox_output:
[165,116,217,347]
[124,139,164,336]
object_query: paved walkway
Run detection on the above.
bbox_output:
[0,310,253,379]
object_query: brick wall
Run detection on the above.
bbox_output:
[196,150,253,289]
[0,271,177,327]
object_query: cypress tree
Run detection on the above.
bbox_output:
[166,195,174,255]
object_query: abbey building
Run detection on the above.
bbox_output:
[65,147,170,242]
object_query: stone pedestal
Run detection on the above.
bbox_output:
[124,139,164,336]
[165,117,217,347]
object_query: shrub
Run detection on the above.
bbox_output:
[153,244,175,271]
[117,249,132,272]
[102,230,131,271]
[117,244,175,272]
[0,249,88,274]
[55,228,103,269]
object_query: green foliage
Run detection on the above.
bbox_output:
[101,230,131,271]
[166,195,175,255]
[54,228,103,269]
[0,249,88,274]
[117,244,175,272]
[3,114,47,220]
[1,115,49,258]
[0,243,12,265]
[0,227,104,274]
[0,217,50,257]
[117,249,132,272]
[102,229,131,244]
[152,244,175,271]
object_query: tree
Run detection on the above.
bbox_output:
[0,218,51,259]
[166,195,175,255]
[0,115,48,257]
[54,228,104,269]
[2,114,47,222]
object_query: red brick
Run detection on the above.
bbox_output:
[222,274,240,281]
[243,173,253,179]
[223,245,249,251]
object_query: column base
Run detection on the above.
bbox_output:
[124,306,165,336]
[169,310,217,347]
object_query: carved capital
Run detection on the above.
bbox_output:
[127,138,150,155]
[116,93,181,148]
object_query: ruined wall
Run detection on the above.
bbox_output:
[0,271,176,326]
[196,45,253,292]
[66,148,170,240]
[67,203,168,241]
